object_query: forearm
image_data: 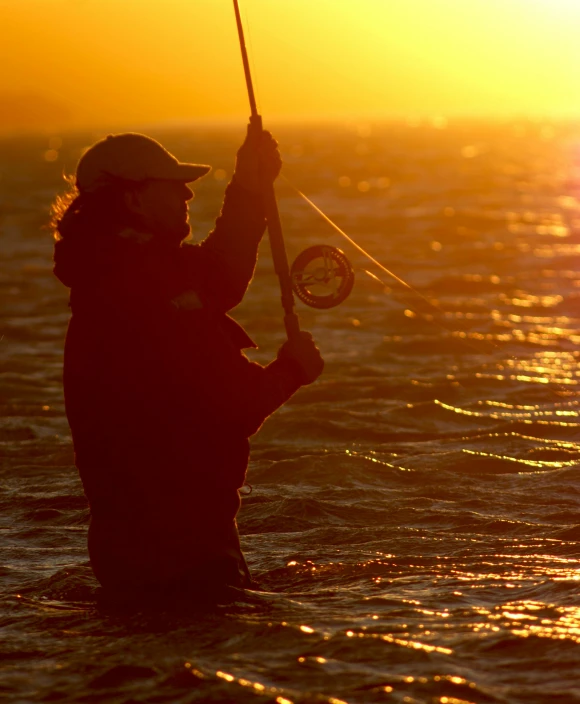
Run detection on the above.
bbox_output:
[198,351,303,438]
[197,180,267,310]
[242,357,303,436]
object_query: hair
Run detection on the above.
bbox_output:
[49,174,143,241]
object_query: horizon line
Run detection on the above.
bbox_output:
[3,111,580,138]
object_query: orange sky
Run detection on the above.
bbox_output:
[2,0,580,131]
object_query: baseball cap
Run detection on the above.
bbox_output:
[76,133,211,192]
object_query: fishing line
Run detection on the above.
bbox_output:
[281,176,578,410]
[281,174,499,355]
[282,176,419,294]
[283,177,580,405]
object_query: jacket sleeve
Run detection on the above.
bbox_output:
[177,311,303,438]
[178,181,267,313]
[212,354,303,438]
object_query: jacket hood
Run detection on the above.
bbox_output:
[54,229,172,290]
[54,234,116,289]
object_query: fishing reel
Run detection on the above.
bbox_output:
[290,245,354,309]
[232,1,354,313]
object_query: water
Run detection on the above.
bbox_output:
[1,120,580,703]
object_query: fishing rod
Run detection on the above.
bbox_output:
[233,0,300,342]
[230,2,498,356]
[231,3,488,347]
[229,5,494,357]
[232,0,354,338]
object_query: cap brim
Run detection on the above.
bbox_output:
[175,163,212,182]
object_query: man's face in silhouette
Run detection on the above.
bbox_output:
[126,179,194,245]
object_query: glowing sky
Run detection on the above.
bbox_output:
[2,0,580,130]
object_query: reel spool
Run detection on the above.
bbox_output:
[290,245,354,309]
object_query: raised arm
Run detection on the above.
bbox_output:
[177,126,282,313]
[179,181,266,313]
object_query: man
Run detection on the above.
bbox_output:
[52,127,323,600]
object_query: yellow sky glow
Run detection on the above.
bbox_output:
[1,0,580,131]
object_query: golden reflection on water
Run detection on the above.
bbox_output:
[501,294,563,308]
[481,399,577,410]
[462,449,577,469]
[505,603,580,644]
[493,312,577,325]
[200,544,580,702]
[435,399,580,425]
[281,549,580,648]
[216,670,288,698]
[532,244,580,257]
[505,355,580,384]
[345,628,453,655]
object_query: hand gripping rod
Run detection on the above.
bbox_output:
[232,0,301,342]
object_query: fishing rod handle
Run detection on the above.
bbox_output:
[248,115,301,342]
[283,311,301,341]
[263,182,301,343]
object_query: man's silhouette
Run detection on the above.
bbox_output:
[52,128,323,598]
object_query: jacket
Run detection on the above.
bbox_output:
[54,182,303,530]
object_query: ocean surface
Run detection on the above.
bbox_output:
[1,120,580,703]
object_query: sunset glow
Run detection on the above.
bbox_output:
[2,0,580,130]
